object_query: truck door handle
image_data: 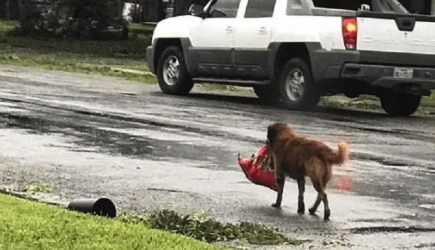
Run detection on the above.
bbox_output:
[259,27,267,34]
[225,26,233,33]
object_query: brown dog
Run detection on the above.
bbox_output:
[266,122,349,220]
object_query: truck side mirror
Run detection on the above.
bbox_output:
[189,4,206,18]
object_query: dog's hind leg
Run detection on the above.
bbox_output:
[323,193,331,221]
[322,166,332,220]
[308,181,323,215]
[307,159,323,215]
[308,181,330,221]
[297,177,305,214]
[272,172,285,208]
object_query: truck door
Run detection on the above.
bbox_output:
[189,0,241,77]
[233,0,276,79]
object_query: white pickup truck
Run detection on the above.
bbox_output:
[146,0,435,116]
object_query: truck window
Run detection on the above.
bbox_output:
[311,0,408,13]
[209,0,241,18]
[313,0,370,10]
[245,0,277,18]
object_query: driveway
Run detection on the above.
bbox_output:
[0,66,434,249]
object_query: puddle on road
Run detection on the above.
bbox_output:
[2,110,434,204]
[0,111,237,170]
[419,204,435,210]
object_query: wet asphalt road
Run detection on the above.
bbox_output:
[0,65,434,249]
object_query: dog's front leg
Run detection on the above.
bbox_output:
[272,172,285,208]
[297,177,305,214]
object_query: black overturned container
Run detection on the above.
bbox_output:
[67,198,117,218]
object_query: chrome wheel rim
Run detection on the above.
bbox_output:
[285,68,305,102]
[163,55,180,86]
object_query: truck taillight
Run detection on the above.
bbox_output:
[342,17,357,50]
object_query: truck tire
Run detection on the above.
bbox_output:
[380,91,421,116]
[278,58,320,110]
[253,86,277,103]
[157,46,193,95]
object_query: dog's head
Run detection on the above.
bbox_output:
[266,123,295,147]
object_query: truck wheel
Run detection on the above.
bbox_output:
[253,86,277,103]
[380,91,421,116]
[157,46,193,95]
[278,58,320,110]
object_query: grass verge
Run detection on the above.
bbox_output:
[0,194,227,250]
[321,95,435,115]
[422,94,435,108]
[0,21,156,83]
[0,193,303,249]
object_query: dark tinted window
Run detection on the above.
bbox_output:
[312,0,407,12]
[209,0,241,18]
[245,0,277,17]
[313,0,371,10]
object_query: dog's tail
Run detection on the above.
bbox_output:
[331,141,349,165]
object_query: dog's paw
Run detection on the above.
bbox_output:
[324,209,331,221]
[271,203,281,209]
[297,203,305,214]
[308,207,316,215]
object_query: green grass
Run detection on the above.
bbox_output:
[321,95,435,115]
[320,95,381,111]
[0,193,303,249]
[24,183,53,194]
[0,194,227,250]
[422,94,435,108]
[0,21,156,83]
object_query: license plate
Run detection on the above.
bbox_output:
[393,67,414,79]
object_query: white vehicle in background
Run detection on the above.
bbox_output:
[147,0,435,116]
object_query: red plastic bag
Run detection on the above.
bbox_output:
[238,145,277,191]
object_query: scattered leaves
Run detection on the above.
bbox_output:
[146,210,303,246]
[24,183,53,194]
